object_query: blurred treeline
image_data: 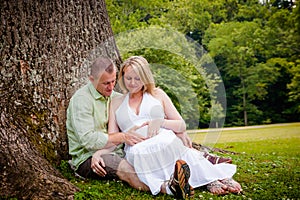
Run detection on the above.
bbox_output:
[106,0,299,128]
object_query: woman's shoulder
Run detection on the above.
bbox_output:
[153,88,168,98]
[152,88,169,103]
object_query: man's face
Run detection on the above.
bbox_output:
[93,70,117,97]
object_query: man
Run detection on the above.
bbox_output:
[66,57,149,191]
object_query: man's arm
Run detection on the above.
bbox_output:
[68,94,109,150]
[69,94,142,150]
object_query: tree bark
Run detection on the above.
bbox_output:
[0,0,121,198]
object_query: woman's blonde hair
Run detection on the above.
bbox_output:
[118,56,155,94]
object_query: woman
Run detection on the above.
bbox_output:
[108,56,242,197]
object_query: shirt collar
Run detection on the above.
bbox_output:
[88,82,108,101]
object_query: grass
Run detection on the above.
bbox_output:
[59,122,300,199]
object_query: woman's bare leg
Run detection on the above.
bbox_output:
[116,159,149,191]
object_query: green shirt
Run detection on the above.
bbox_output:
[66,82,123,170]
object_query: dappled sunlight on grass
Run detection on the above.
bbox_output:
[212,129,300,200]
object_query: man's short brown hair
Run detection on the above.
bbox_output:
[90,57,116,79]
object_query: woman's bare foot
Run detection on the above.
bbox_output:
[220,178,242,194]
[207,180,229,195]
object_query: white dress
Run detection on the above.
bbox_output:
[115,93,236,195]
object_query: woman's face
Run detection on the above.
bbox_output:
[123,66,144,94]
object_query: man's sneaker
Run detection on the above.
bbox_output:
[169,160,194,199]
[204,152,232,164]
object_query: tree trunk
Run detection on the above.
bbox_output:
[0,0,121,198]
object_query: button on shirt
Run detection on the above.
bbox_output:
[66,82,123,170]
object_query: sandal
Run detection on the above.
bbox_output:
[207,180,229,195]
[169,160,194,199]
[220,178,242,194]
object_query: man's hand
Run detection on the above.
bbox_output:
[91,150,108,177]
[176,132,192,148]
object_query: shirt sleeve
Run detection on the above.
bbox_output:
[69,94,108,151]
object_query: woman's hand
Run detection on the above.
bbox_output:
[146,119,164,138]
[176,132,193,148]
[124,124,148,146]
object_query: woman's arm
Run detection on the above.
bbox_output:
[155,88,186,133]
[152,89,192,147]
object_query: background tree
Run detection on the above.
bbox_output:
[203,21,281,126]
[0,0,121,199]
[106,0,299,127]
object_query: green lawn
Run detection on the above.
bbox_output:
[60,123,300,199]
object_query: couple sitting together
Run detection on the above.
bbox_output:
[67,55,242,199]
